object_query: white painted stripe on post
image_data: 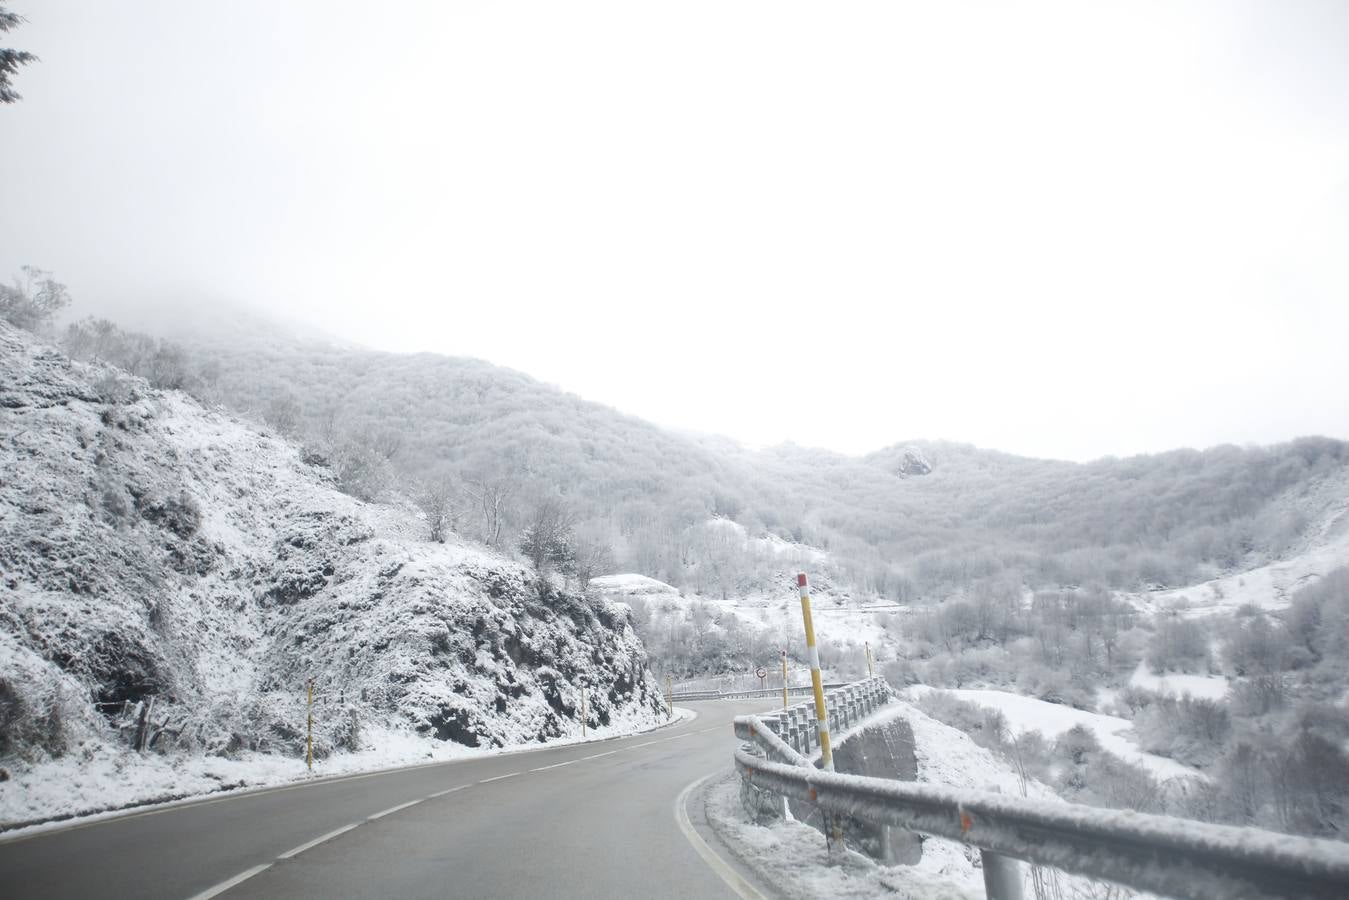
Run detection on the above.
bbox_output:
[807,645,821,670]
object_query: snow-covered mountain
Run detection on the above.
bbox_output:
[0,322,663,816]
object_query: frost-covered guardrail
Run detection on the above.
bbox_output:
[671,683,846,703]
[732,679,1349,900]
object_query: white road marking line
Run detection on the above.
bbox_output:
[426,785,469,798]
[531,760,577,772]
[477,772,519,784]
[276,822,360,860]
[579,749,621,760]
[2,707,700,847]
[366,799,423,821]
[674,774,767,900]
[185,863,273,900]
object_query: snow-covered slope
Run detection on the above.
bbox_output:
[1127,465,1349,619]
[593,568,892,682]
[907,687,1201,782]
[0,323,663,823]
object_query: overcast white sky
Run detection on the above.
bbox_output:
[2,1,1346,461]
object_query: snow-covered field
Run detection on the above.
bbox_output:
[905,687,1201,782]
[1128,660,1229,700]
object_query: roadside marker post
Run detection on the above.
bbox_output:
[798,572,844,861]
[665,675,673,720]
[581,692,587,739]
[797,574,833,771]
[780,650,788,710]
[865,642,873,677]
[305,679,314,772]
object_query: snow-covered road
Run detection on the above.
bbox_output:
[0,700,778,900]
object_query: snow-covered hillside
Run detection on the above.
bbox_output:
[1127,464,1349,619]
[0,323,663,824]
[907,687,1201,782]
[593,566,893,682]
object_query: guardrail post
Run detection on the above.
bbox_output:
[981,850,1023,900]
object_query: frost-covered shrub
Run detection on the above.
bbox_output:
[1111,685,1159,717]
[1228,674,1287,716]
[1015,663,1092,708]
[0,672,85,760]
[1146,617,1210,673]
[1133,695,1230,767]
[913,691,1008,753]
[1212,728,1349,837]
[133,489,201,538]
[1054,724,1100,766]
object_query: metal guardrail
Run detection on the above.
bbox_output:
[732,679,1349,900]
[671,682,847,703]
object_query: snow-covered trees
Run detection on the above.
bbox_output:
[416,477,456,543]
[573,539,615,591]
[0,5,35,104]
[518,500,576,577]
[0,267,69,331]
[1146,617,1210,673]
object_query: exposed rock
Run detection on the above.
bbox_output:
[0,321,664,769]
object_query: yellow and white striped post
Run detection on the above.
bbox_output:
[798,572,844,859]
[781,649,789,710]
[797,573,833,771]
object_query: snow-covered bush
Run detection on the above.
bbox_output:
[1133,695,1231,768]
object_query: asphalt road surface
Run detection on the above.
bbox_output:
[0,699,778,899]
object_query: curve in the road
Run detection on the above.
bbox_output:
[1,699,779,900]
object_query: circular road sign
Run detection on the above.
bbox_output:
[756,666,767,679]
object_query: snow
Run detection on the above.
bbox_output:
[0,706,696,835]
[1128,660,1229,700]
[589,573,681,596]
[704,774,979,900]
[906,687,1202,782]
[1127,481,1349,619]
[0,323,669,829]
[706,701,1110,899]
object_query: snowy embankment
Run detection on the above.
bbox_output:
[0,706,694,837]
[1127,469,1349,619]
[705,701,1071,899]
[0,322,667,829]
[906,686,1201,782]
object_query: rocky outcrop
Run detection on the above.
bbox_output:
[0,322,663,769]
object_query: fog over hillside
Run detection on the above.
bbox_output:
[60,299,1349,606]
